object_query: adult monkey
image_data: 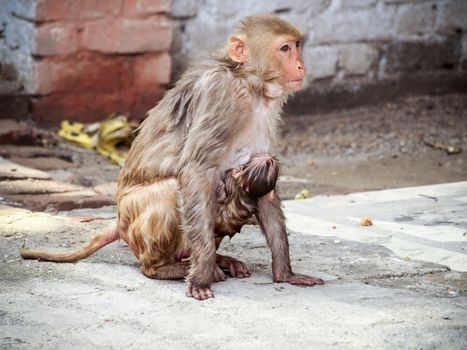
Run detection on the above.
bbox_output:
[21,15,324,300]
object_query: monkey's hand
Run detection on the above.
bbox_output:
[185,282,215,300]
[276,273,324,286]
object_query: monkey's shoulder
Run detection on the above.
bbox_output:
[167,64,251,117]
[181,63,250,94]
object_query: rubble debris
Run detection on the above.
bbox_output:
[294,189,310,200]
[423,139,461,155]
[419,194,438,202]
[360,217,373,226]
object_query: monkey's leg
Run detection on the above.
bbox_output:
[142,260,189,279]
[141,253,226,282]
[119,180,193,282]
[257,191,324,286]
[141,250,229,282]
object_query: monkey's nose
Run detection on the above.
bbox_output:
[297,57,305,70]
[297,59,306,77]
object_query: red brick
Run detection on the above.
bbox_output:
[35,22,79,56]
[78,0,122,19]
[35,54,130,94]
[134,53,171,89]
[36,0,122,21]
[119,77,165,120]
[32,92,123,126]
[129,85,166,121]
[36,0,80,21]
[0,120,35,145]
[32,86,167,126]
[81,16,171,53]
[123,0,171,17]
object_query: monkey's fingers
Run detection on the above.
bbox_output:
[213,265,226,282]
[283,273,324,286]
[185,282,215,300]
[217,255,251,279]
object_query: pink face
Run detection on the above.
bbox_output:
[273,35,307,91]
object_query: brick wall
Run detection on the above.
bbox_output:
[1,0,466,125]
[0,0,172,126]
[172,0,467,113]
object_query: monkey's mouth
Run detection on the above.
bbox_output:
[286,79,304,90]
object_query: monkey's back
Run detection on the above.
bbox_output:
[116,61,254,199]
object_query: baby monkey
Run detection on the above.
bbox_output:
[21,15,324,300]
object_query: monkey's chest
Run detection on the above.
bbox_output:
[227,103,275,169]
[214,196,257,237]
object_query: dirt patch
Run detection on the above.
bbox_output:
[276,93,467,198]
[1,93,465,201]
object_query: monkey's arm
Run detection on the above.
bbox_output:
[179,165,218,299]
[176,70,251,299]
[257,191,324,286]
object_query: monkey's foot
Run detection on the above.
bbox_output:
[216,254,251,278]
[185,282,214,300]
[278,273,324,286]
[141,261,189,279]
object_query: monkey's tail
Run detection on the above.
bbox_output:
[20,227,120,263]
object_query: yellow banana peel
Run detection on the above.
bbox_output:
[57,115,138,165]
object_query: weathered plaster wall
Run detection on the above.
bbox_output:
[0,0,36,118]
[172,0,467,113]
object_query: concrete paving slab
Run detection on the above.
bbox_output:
[0,157,51,180]
[5,191,114,212]
[0,260,465,350]
[9,156,78,171]
[93,181,117,197]
[0,145,65,158]
[0,179,84,195]
[284,181,467,272]
[0,183,466,349]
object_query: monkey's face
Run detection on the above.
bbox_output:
[273,35,307,91]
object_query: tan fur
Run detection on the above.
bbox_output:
[21,15,323,300]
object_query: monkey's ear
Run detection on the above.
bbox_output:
[228,35,249,63]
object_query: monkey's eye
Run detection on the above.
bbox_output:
[296,41,301,48]
[280,44,290,52]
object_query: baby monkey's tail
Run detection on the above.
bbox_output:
[20,227,119,263]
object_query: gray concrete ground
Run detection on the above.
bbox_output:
[0,115,466,349]
[1,179,466,349]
